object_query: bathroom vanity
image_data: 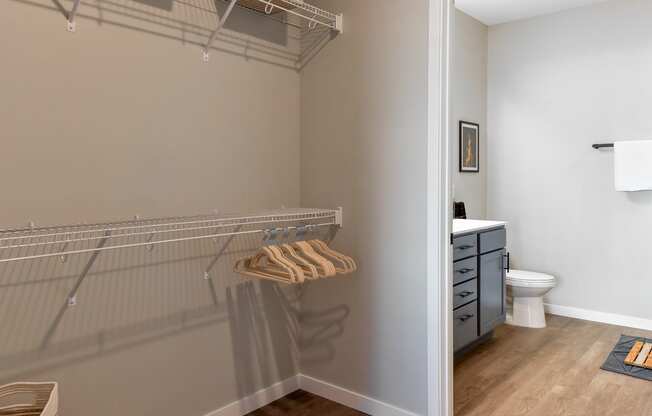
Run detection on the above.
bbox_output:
[452,220,508,355]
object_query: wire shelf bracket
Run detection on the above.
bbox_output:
[66,231,112,306]
[202,0,239,62]
[66,0,82,32]
[40,231,111,348]
[204,224,243,280]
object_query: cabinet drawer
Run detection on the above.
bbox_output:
[480,228,506,254]
[454,301,478,351]
[453,234,477,261]
[453,256,477,285]
[453,279,477,310]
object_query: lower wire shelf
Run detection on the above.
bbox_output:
[0,208,342,264]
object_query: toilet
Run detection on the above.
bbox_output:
[506,270,556,328]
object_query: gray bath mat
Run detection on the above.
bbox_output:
[601,334,652,381]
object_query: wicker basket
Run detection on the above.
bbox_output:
[0,382,58,416]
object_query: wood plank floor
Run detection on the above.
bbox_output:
[455,315,652,416]
[247,390,367,416]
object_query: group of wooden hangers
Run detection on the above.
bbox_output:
[234,239,356,284]
[0,382,58,416]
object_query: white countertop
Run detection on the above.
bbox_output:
[453,219,507,236]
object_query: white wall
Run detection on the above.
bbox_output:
[453,10,488,219]
[0,1,301,415]
[299,0,430,414]
[487,0,652,320]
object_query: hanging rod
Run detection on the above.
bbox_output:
[592,143,614,149]
[0,208,343,264]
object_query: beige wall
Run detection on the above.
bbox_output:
[0,1,301,415]
[299,0,430,414]
[453,9,488,219]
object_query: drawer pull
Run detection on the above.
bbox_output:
[458,245,474,250]
[458,314,475,322]
[458,268,474,274]
[457,291,474,298]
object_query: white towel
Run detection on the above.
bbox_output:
[614,140,652,192]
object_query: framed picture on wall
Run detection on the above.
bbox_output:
[459,121,480,172]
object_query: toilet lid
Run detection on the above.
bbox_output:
[506,269,556,284]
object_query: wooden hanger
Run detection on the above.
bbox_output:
[291,241,336,277]
[237,246,307,283]
[234,256,292,283]
[279,244,320,280]
[266,245,305,283]
[321,240,356,271]
[307,240,356,274]
[234,246,302,283]
[0,383,57,416]
[292,241,334,277]
[0,405,45,416]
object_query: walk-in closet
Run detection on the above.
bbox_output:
[1,0,447,415]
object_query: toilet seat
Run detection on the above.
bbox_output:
[506,269,556,288]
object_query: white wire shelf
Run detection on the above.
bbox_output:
[59,0,343,66]
[0,208,343,264]
[249,0,343,32]
[202,0,342,62]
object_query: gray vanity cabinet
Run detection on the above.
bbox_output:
[452,226,507,353]
[479,248,507,336]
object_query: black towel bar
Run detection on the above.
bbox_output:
[592,143,614,149]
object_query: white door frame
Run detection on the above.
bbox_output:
[427,0,453,415]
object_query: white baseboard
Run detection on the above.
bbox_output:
[204,376,299,416]
[204,374,419,416]
[545,303,652,332]
[298,374,420,416]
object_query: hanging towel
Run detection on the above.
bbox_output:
[614,140,652,192]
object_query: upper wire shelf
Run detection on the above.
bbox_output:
[0,208,342,264]
[250,0,343,32]
[61,0,343,66]
[202,0,342,62]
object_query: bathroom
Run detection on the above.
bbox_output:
[451,0,652,413]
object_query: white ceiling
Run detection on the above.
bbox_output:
[455,0,612,26]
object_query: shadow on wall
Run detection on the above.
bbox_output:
[627,190,652,204]
[133,0,174,11]
[10,0,333,70]
[0,222,350,402]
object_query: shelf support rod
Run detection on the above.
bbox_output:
[202,0,239,62]
[204,225,242,306]
[40,231,111,348]
[67,0,82,32]
[204,225,242,280]
[67,230,112,307]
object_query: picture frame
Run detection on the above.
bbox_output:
[459,121,480,172]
